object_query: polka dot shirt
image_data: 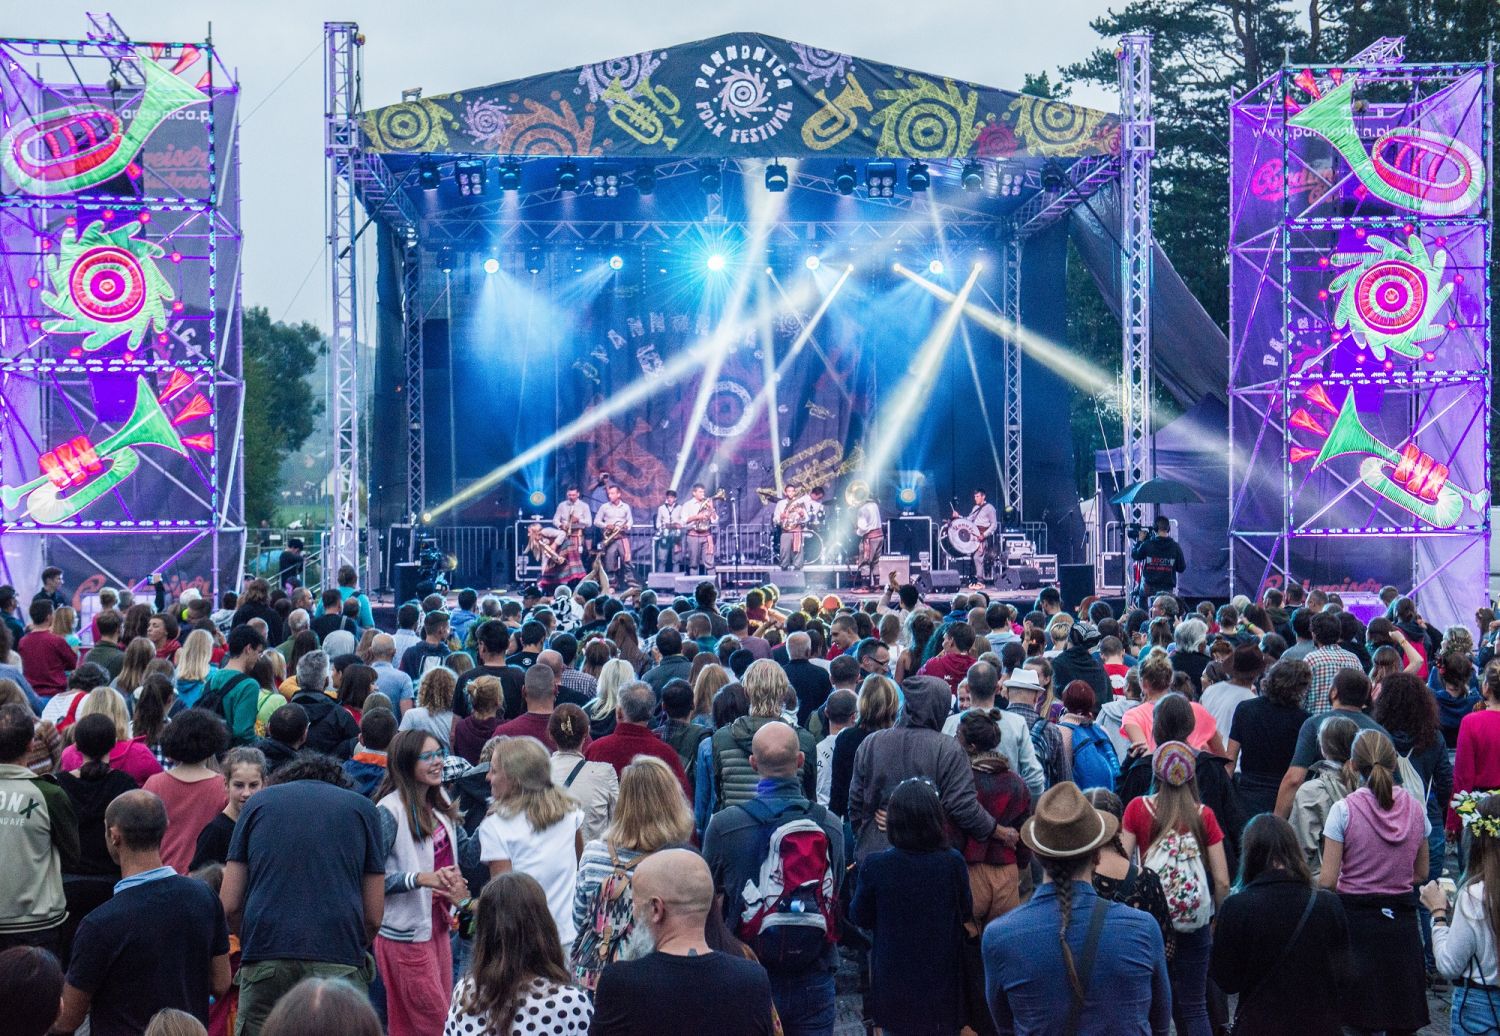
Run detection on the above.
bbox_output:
[445,976,593,1036]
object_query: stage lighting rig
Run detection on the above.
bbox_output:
[906,161,930,192]
[498,160,522,192]
[961,160,984,191]
[834,162,856,196]
[608,255,624,271]
[928,259,944,275]
[805,255,821,271]
[455,160,487,197]
[1041,167,1066,194]
[591,165,620,197]
[634,164,656,195]
[557,162,580,193]
[437,247,455,273]
[526,247,543,274]
[698,162,722,194]
[418,159,440,192]
[482,253,500,275]
[765,162,789,192]
[866,161,896,198]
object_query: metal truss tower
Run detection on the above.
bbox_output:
[1000,238,1023,519]
[1119,34,1156,525]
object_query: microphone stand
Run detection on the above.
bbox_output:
[728,489,740,589]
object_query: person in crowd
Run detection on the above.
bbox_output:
[1208,813,1350,1035]
[143,709,231,874]
[132,673,177,770]
[1317,727,1430,1033]
[703,722,843,1036]
[1057,680,1119,792]
[259,976,382,1036]
[146,611,182,661]
[287,651,359,758]
[400,611,453,680]
[495,664,559,751]
[548,703,618,844]
[453,621,523,719]
[446,871,592,1035]
[919,621,977,701]
[1121,654,1223,754]
[586,658,636,742]
[1276,667,1389,818]
[1434,651,1482,751]
[50,790,230,1034]
[1083,788,1175,958]
[210,625,269,747]
[829,675,898,819]
[191,746,266,871]
[1168,618,1212,695]
[19,598,79,699]
[815,689,857,809]
[1002,665,1070,788]
[850,778,972,1036]
[1451,662,1500,837]
[56,713,139,928]
[945,662,1045,800]
[1374,670,1451,875]
[571,755,694,990]
[1424,792,1500,1030]
[256,704,308,774]
[587,680,691,793]
[1049,622,1111,713]
[374,730,471,1036]
[0,943,65,1036]
[85,609,126,680]
[781,631,833,728]
[1119,742,1231,1036]
[173,629,214,709]
[983,782,1170,1034]
[692,683,750,836]
[334,661,377,724]
[451,675,502,764]
[1225,657,1311,819]
[641,627,692,696]
[607,613,649,676]
[1304,611,1362,714]
[954,709,1030,928]
[343,707,397,799]
[0,678,59,775]
[109,637,156,702]
[506,620,546,671]
[591,848,774,1036]
[368,634,417,715]
[536,650,587,710]
[310,589,356,643]
[1290,715,1359,878]
[60,685,163,784]
[220,754,383,1036]
[479,737,584,946]
[399,666,457,752]
[896,612,936,683]
[655,678,710,788]
[1199,644,1262,745]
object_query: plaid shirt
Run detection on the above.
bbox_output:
[1304,644,1362,713]
[561,668,597,700]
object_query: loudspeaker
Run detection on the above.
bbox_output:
[1099,552,1127,588]
[1059,563,1095,612]
[876,555,910,586]
[772,568,806,591]
[393,562,422,606]
[924,569,961,593]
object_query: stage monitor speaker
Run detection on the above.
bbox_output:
[1100,552,1127,588]
[886,517,933,569]
[393,563,422,605]
[876,555,910,586]
[1059,564,1095,612]
[647,571,678,593]
[771,568,806,592]
[923,569,961,593]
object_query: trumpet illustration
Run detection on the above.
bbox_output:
[601,76,683,150]
[1289,384,1488,528]
[2,373,213,525]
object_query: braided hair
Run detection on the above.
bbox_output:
[1040,852,1096,1000]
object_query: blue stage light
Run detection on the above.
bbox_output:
[898,486,917,505]
[707,254,726,272]
[765,162,789,192]
[805,255,821,271]
[634,164,655,195]
[834,162,856,196]
[418,159,439,191]
[528,490,547,508]
[907,161,930,192]
[961,160,984,191]
[928,259,944,275]
[498,160,522,191]
[482,256,500,275]
[608,255,624,271]
[557,161,580,192]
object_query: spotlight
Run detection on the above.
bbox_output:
[608,254,624,271]
[418,159,439,191]
[706,254,726,272]
[634,164,655,195]
[865,161,897,198]
[437,247,455,273]
[455,159,487,197]
[805,255,821,271]
[961,160,984,191]
[898,486,917,505]
[497,159,522,191]
[928,259,944,275]
[1041,167,1066,194]
[834,161,856,196]
[906,161,930,192]
[420,511,433,523]
[482,255,500,275]
[526,247,543,275]
[590,164,620,197]
[528,490,547,508]
[699,162,722,194]
[557,161,579,192]
[765,161,789,192]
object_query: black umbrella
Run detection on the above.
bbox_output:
[1110,477,1203,506]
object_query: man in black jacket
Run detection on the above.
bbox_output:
[1129,516,1185,608]
[288,650,358,757]
[1048,622,1111,715]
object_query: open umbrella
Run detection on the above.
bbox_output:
[1110,477,1202,506]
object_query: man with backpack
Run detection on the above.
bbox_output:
[201,625,266,746]
[942,662,1044,800]
[702,722,844,1036]
[1004,667,1070,789]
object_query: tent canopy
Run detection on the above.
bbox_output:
[360,31,1120,162]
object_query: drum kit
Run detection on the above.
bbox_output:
[939,516,983,558]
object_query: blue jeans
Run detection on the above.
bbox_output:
[1168,925,1212,1036]
[769,966,836,1036]
[451,928,472,984]
[1453,985,1500,1034]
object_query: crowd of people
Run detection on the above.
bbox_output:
[3,565,1499,1035]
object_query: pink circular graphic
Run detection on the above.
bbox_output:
[69,245,146,324]
[1372,128,1475,207]
[1353,259,1425,336]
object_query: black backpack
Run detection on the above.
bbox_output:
[196,671,258,721]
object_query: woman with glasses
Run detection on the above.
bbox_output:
[374,729,473,1036]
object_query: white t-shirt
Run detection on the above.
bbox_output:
[1324,788,1432,841]
[478,807,584,944]
[1199,682,1256,758]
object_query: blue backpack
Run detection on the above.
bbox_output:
[1067,721,1120,792]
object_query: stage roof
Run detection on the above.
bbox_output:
[359,31,1121,162]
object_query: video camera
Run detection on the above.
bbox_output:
[415,536,454,592]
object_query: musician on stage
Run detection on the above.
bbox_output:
[954,489,997,582]
[854,490,884,588]
[772,484,809,569]
[525,522,571,593]
[654,488,682,572]
[679,483,716,576]
[593,484,634,585]
[806,485,827,524]
[552,486,591,584]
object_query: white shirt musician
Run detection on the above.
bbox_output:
[553,488,592,549]
[964,490,998,580]
[655,491,682,572]
[856,498,884,585]
[773,485,809,570]
[679,484,715,575]
[594,486,634,579]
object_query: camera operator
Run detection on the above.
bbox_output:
[1129,515,1185,608]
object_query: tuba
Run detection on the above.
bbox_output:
[602,76,683,150]
[801,73,872,151]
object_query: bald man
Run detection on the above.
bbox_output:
[368,633,415,714]
[537,649,590,708]
[701,722,844,1034]
[591,849,774,1036]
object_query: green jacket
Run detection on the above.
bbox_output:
[0,763,79,934]
[209,668,263,746]
[710,716,817,812]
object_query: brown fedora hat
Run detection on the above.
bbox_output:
[1020,782,1120,859]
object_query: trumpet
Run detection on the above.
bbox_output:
[1309,392,1489,527]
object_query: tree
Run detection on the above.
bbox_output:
[241,307,324,525]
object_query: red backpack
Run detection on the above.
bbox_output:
[733,797,838,969]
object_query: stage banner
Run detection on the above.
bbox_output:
[360,32,1119,162]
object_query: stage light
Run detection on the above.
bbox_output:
[498,160,522,192]
[591,165,620,197]
[557,162,580,192]
[1041,167,1066,194]
[438,247,455,273]
[961,160,984,191]
[866,161,896,198]
[455,159,487,197]
[421,511,433,523]
[528,490,547,508]
[898,486,918,505]
[482,256,500,275]
[401,87,423,102]
[706,254,726,272]
[907,162,930,192]
[765,162,789,192]
[699,162,722,194]
[805,255,821,271]
[928,259,944,275]
[526,247,543,275]
[608,254,624,271]
[634,164,655,195]
[834,162,856,196]
[418,159,440,192]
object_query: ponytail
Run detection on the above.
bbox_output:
[1040,854,1093,1000]
[1366,761,1395,810]
[1351,727,1398,810]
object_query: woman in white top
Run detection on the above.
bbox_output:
[478,736,583,944]
[546,704,616,843]
[1423,792,1500,1033]
[400,666,457,751]
[445,871,591,1036]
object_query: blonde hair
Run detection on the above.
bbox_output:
[468,675,502,715]
[51,606,76,638]
[418,666,456,713]
[177,629,214,682]
[858,675,899,729]
[489,737,575,833]
[79,686,129,741]
[743,658,792,717]
[589,658,636,721]
[691,663,731,721]
[1350,727,1399,810]
[604,756,693,852]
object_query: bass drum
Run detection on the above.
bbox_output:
[802,529,824,565]
[940,518,983,557]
